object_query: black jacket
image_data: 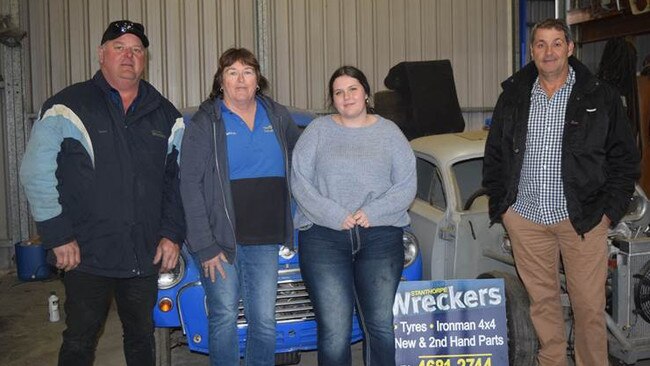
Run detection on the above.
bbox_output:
[180,96,301,264]
[20,71,186,277]
[483,57,640,235]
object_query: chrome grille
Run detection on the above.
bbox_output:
[611,238,650,341]
[630,254,650,339]
[237,280,315,324]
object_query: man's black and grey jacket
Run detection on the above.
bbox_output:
[20,71,186,277]
[483,57,640,235]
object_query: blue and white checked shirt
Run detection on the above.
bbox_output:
[512,67,576,225]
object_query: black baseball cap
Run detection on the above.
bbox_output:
[101,20,149,48]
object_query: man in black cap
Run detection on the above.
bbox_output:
[20,20,185,366]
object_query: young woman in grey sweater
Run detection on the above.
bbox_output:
[291,66,416,366]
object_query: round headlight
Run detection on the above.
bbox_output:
[403,230,419,268]
[158,254,186,290]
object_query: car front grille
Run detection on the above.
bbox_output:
[237,280,315,324]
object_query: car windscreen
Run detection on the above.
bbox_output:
[451,157,484,211]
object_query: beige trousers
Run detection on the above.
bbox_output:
[502,208,609,366]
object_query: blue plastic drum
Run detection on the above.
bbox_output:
[15,241,52,281]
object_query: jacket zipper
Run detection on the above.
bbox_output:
[277,115,290,185]
[212,119,237,257]
[278,115,293,247]
[122,113,142,275]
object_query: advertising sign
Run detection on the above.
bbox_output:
[393,279,509,366]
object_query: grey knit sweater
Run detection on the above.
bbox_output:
[291,114,416,230]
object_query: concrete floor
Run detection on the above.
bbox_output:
[0,270,362,366]
[4,270,650,366]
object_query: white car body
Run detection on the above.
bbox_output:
[409,130,514,281]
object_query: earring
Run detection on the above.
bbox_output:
[256,85,260,91]
[219,87,223,93]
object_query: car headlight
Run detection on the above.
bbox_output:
[158,254,186,289]
[403,230,419,268]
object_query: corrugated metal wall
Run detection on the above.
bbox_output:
[266,0,512,130]
[25,0,512,130]
[26,0,257,114]
[0,70,7,244]
[1,0,30,266]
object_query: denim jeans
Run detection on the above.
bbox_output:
[199,244,279,366]
[58,271,158,366]
[299,225,404,366]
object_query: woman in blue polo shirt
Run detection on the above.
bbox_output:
[180,48,301,366]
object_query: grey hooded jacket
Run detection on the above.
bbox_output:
[180,96,301,264]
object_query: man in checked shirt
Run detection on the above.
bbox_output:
[483,18,639,366]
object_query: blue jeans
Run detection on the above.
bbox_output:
[58,271,158,366]
[299,225,404,366]
[199,244,278,366]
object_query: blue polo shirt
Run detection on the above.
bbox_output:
[220,99,287,244]
[221,99,285,179]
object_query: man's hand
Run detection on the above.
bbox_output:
[153,237,180,273]
[202,252,228,282]
[52,240,81,272]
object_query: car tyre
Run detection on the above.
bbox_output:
[155,327,171,366]
[275,351,301,365]
[477,271,538,366]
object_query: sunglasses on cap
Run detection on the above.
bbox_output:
[113,21,143,33]
[101,20,149,48]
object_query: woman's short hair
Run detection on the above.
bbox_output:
[327,65,373,113]
[209,47,269,99]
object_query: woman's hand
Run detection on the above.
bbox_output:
[203,252,229,282]
[342,214,356,230]
[353,210,370,228]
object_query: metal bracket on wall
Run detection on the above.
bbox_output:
[0,14,25,47]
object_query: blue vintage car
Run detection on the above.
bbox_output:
[153,107,423,365]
